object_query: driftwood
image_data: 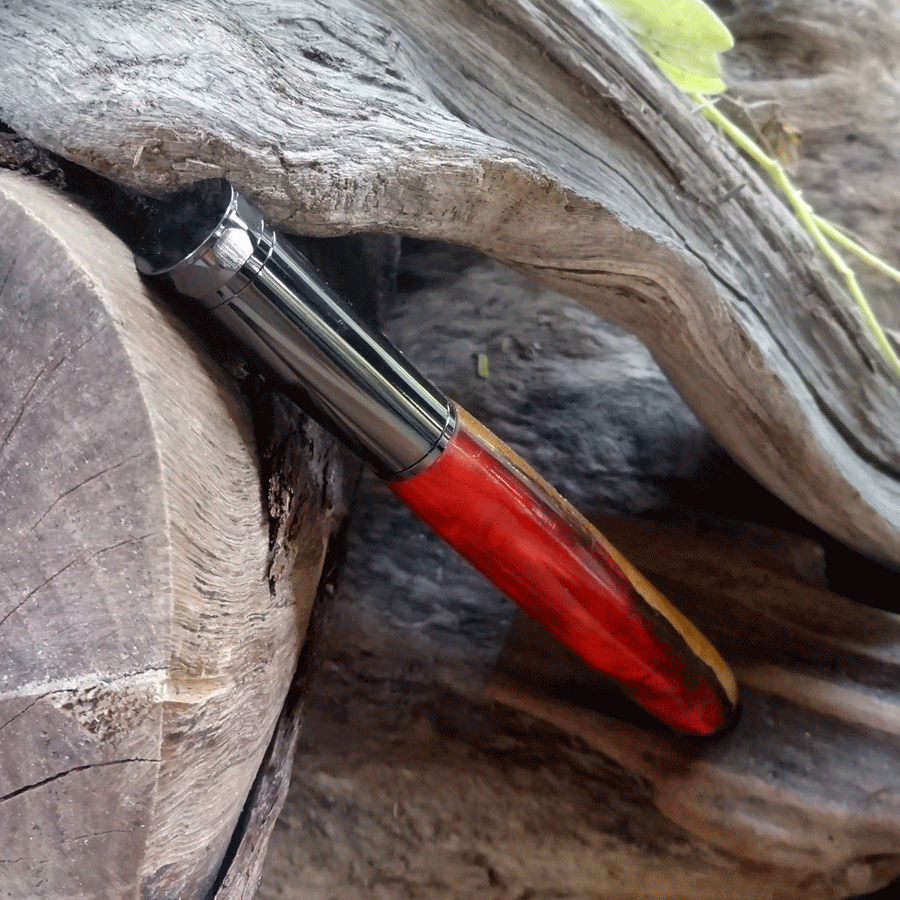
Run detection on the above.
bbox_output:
[2,0,900,566]
[0,170,358,899]
[719,0,900,331]
[492,517,900,876]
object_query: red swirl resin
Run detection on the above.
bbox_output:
[388,416,732,735]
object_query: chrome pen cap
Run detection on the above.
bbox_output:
[135,179,455,478]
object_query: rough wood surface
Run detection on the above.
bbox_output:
[0,170,351,900]
[4,2,900,898]
[255,245,900,900]
[1,0,899,564]
[491,514,900,879]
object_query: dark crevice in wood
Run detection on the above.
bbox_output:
[203,497,356,899]
[0,128,65,186]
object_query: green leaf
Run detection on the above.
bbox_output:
[641,37,728,94]
[600,0,734,52]
[651,55,727,94]
[600,0,734,93]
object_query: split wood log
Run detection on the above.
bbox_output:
[0,170,355,900]
[2,0,899,565]
[257,247,900,900]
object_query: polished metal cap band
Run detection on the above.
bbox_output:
[136,180,276,308]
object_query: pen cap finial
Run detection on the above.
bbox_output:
[135,178,274,308]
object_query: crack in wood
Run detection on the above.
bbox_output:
[8,450,150,556]
[0,251,17,298]
[0,365,44,458]
[0,668,167,705]
[61,828,133,844]
[0,758,160,805]
[0,321,112,462]
[0,532,157,632]
[0,697,43,735]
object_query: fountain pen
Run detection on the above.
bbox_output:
[134,178,737,735]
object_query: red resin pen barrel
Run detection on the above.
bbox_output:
[389,405,738,736]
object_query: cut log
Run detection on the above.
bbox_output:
[2,0,900,565]
[0,170,353,899]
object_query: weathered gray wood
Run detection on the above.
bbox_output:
[716,0,900,330]
[262,661,834,900]
[0,170,350,900]
[1,0,899,565]
[492,513,900,882]
[3,3,900,898]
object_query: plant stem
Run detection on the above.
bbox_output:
[812,216,900,286]
[690,94,900,380]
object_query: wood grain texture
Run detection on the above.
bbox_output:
[0,170,345,900]
[261,659,838,900]
[490,513,900,881]
[1,0,899,564]
[714,0,900,329]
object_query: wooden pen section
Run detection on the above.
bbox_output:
[389,405,738,735]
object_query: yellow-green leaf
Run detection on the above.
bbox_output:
[599,0,734,95]
[600,0,734,52]
[652,55,727,94]
[642,37,728,94]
